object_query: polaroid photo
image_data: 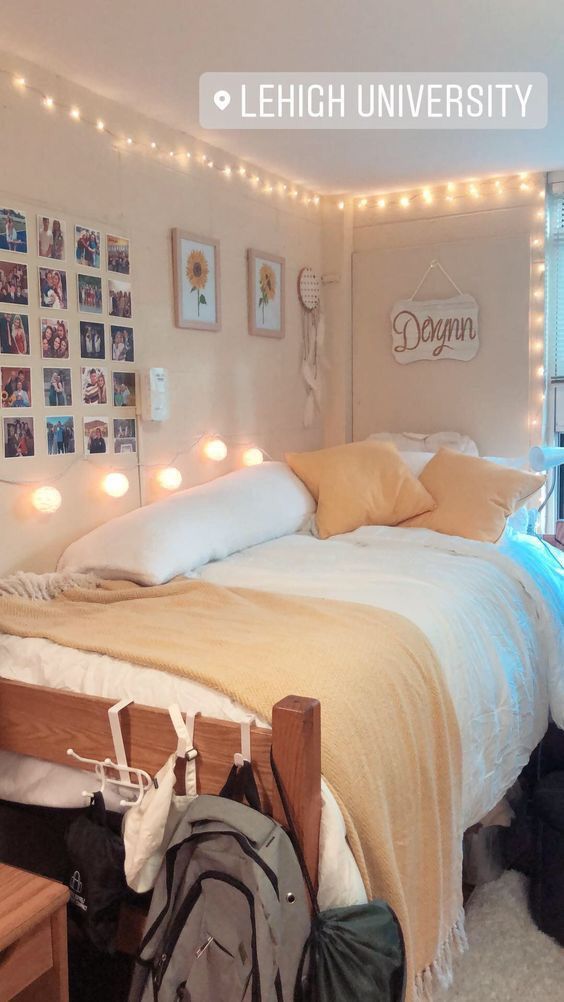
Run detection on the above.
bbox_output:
[1,365,31,407]
[84,416,109,455]
[81,365,108,405]
[0,313,30,356]
[108,278,132,318]
[43,366,72,407]
[46,415,75,455]
[113,417,137,454]
[112,371,136,407]
[75,225,101,268]
[4,416,34,457]
[80,321,105,359]
[0,260,28,305]
[77,273,103,314]
[0,208,27,254]
[107,234,130,275]
[37,215,66,260]
[40,317,70,360]
[39,267,68,310]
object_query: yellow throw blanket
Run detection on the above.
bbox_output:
[0,579,464,1000]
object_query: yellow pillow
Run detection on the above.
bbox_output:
[401,448,545,542]
[286,441,436,539]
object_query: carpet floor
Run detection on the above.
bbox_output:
[437,870,564,1000]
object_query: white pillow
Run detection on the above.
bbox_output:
[367,431,479,456]
[58,462,315,585]
[398,451,435,477]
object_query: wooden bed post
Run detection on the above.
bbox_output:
[271,695,321,890]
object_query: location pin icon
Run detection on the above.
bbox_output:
[213,90,231,112]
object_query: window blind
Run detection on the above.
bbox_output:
[549,193,564,378]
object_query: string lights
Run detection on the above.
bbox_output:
[12,433,270,514]
[6,69,320,210]
[345,172,546,216]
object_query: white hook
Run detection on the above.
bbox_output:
[67,746,153,808]
[108,697,134,785]
[234,717,254,768]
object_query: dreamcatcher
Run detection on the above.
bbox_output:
[298,266,324,427]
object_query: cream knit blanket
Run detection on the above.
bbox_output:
[0,578,464,1000]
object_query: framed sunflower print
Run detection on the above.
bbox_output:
[247,248,285,339]
[172,229,221,331]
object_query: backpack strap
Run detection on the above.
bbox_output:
[220,761,262,813]
[270,749,319,916]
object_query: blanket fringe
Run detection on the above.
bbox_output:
[0,570,99,601]
[414,907,468,1002]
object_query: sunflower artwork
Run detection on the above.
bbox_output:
[258,263,276,322]
[172,230,220,330]
[248,249,285,338]
[186,249,209,316]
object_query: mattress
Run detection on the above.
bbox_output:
[0,525,561,908]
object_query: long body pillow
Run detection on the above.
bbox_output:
[58,462,315,585]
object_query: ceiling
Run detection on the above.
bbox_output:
[4,0,564,193]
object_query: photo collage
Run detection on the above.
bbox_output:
[0,207,136,459]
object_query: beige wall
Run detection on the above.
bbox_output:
[0,56,323,574]
[352,181,545,456]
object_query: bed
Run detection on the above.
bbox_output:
[0,459,562,999]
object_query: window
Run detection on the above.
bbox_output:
[546,186,564,522]
[548,193,564,379]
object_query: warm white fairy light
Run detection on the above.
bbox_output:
[96,119,105,131]
[469,184,480,198]
[157,467,183,491]
[32,486,62,514]
[203,437,228,462]
[242,447,264,467]
[223,165,232,175]
[103,472,130,498]
[69,107,80,121]
[126,137,132,145]
[14,76,26,88]
[447,182,456,192]
[337,200,345,210]
[358,198,368,209]
[536,365,545,378]
[238,166,246,176]
[400,196,410,208]
[313,195,320,205]
[377,198,386,209]
[520,181,531,192]
[43,95,54,109]
[150,141,157,149]
[422,188,433,204]
[185,152,191,159]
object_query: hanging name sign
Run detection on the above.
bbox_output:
[391,294,479,363]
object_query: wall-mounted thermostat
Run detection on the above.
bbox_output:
[141,367,170,422]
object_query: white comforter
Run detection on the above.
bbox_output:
[0,526,561,906]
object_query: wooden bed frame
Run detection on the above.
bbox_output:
[0,678,321,952]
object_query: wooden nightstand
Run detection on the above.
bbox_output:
[0,864,69,1001]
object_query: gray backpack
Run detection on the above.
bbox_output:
[128,767,311,1002]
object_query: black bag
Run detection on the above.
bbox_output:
[530,771,564,944]
[270,754,406,1002]
[65,792,128,953]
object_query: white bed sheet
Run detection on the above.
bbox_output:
[0,526,561,908]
